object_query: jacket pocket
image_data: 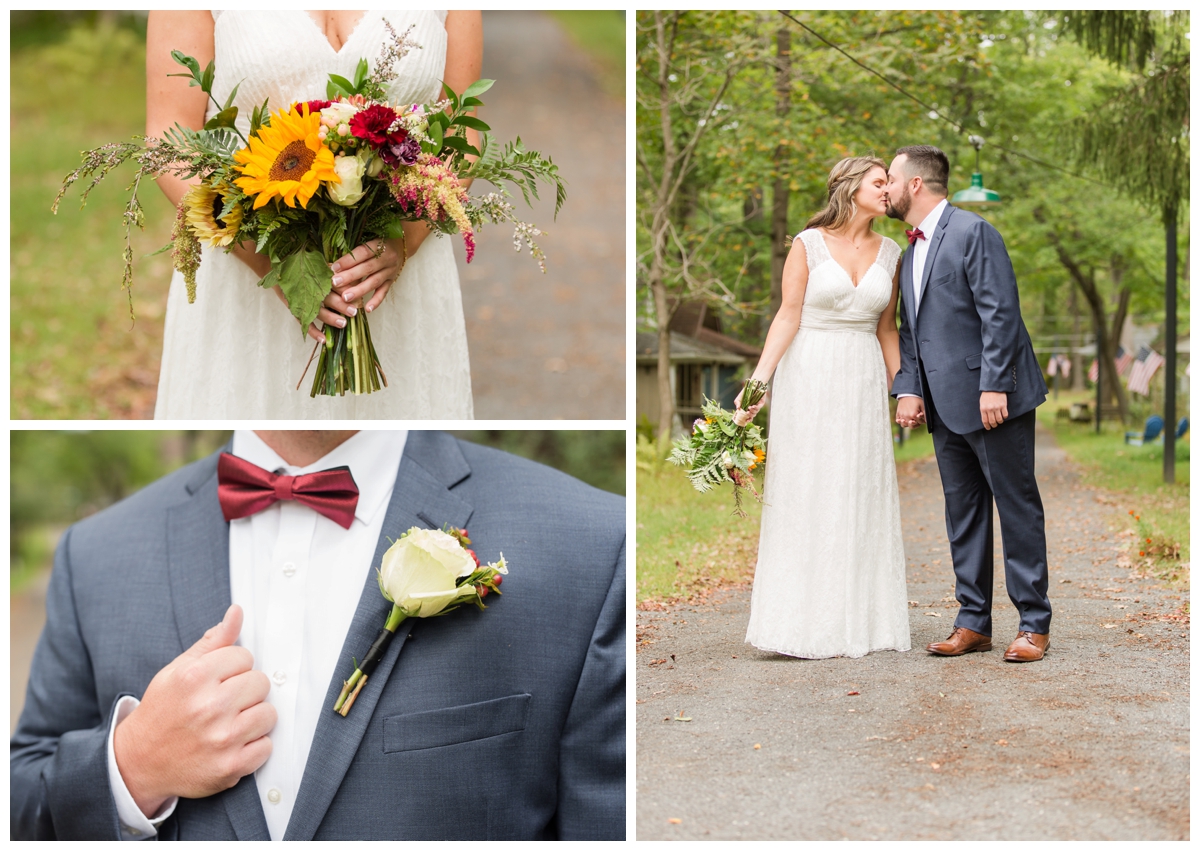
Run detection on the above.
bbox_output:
[383,693,531,753]
[965,353,982,370]
[928,270,956,290]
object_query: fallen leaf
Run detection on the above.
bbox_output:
[668,818,682,824]
[925,611,943,618]
[930,763,941,770]
[1102,624,1117,629]
[995,739,1008,746]
[674,711,692,722]
[754,743,761,749]
[847,691,860,696]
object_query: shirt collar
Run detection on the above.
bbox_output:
[231,430,407,527]
[917,198,949,240]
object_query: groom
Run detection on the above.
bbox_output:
[11,430,625,839]
[886,145,1052,663]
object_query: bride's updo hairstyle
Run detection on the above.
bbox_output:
[804,155,888,232]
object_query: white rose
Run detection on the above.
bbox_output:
[364,152,384,178]
[321,101,358,127]
[379,528,479,617]
[328,154,366,206]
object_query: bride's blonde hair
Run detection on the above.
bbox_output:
[804,155,888,232]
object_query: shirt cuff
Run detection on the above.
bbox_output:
[896,393,920,399]
[107,695,179,839]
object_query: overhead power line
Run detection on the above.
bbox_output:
[776,10,1110,188]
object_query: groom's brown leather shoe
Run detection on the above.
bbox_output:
[926,627,992,656]
[1003,631,1049,662]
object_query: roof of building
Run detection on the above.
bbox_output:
[635,330,751,365]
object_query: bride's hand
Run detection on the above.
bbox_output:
[330,238,407,315]
[733,384,767,427]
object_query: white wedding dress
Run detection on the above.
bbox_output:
[745,229,911,658]
[154,10,473,419]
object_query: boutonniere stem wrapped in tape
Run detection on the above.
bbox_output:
[334,526,507,716]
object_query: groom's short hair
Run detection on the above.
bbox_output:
[896,145,949,196]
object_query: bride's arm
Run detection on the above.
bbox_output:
[145,13,272,280]
[736,238,810,415]
[876,262,902,391]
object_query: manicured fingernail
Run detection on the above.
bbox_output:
[332,275,342,285]
[342,292,354,304]
[366,305,373,313]
[337,318,346,328]
[331,262,341,272]
[346,306,357,316]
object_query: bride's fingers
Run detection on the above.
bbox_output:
[306,322,325,344]
[322,289,358,319]
[364,281,391,313]
[347,268,397,308]
[317,305,349,329]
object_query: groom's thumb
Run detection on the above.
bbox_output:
[186,604,242,658]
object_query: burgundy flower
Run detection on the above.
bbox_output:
[292,99,332,116]
[350,104,405,148]
[386,137,421,167]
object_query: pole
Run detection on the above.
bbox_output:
[1095,341,1102,435]
[1163,212,1177,483]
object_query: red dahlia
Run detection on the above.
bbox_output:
[350,104,406,148]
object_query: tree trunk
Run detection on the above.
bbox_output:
[1041,222,1130,423]
[1068,284,1085,391]
[768,26,791,320]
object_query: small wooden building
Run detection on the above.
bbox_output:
[635,301,761,435]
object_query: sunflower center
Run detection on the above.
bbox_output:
[269,141,316,182]
[210,195,228,228]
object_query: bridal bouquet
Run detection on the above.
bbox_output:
[669,379,768,517]
[53,22,564,398]
[334,525,507,717]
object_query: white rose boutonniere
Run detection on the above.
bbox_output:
[334,525,507,716]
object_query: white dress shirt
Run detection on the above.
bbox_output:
[896,198,949,401]
[910,197,948,314]
[107,430,407,840]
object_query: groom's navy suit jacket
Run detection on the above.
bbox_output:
[10,432,626,840]
[891,203,1046,433]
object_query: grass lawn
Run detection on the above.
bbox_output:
[13,23,174,419]
[546,11,624,99]
[1037,389,1190,586]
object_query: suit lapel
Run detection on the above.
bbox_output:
[916,204,955,312]
[283,431,474,841]
[166,452,272,841]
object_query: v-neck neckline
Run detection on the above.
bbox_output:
[303,11,369,55]
[815,229,886,289]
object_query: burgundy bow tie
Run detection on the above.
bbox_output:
[906,228,926,244]
[217,453,359,529]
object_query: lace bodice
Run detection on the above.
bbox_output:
[207,11,449,133]
[796,229,901,333]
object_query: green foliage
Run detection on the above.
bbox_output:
[449,431,625,496]
[547,11,625,99]
[260,248,333,334]
[326,58,372,99]
[464,136,566,219]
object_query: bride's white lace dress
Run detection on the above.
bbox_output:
[154,10,473,419]
[745,229,911,658]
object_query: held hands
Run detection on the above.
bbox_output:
[113,605,276,818]
[980,391,1009,430]
[896,396,925,429]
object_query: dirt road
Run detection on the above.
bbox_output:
[636,425,1189,840]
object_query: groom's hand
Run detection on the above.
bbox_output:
[896,396,925,428]
[113,604,276,818]
[980,391,1009,430]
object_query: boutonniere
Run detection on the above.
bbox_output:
[334,526,507,716]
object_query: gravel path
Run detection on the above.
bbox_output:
[457,12,625,419]
[636,424,1189,840]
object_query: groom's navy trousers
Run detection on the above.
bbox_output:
[895,204,1051,636]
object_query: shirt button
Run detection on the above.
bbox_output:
[282,562,296,577]
[272,671,287,686]
[267,788,282,804]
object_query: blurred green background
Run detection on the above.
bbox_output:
[10,10,625,419]
[11,429,625,593]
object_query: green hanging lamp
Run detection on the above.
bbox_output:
[952,135,1001,206]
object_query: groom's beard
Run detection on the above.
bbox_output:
[885,187,910,222]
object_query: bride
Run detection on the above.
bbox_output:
[736,155,911,659]
[146,11,478,419]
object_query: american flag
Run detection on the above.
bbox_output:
[1127,346,1166,396]
[1087,347,1131,382]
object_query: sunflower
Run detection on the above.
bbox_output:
[182,182,244,247]
[233,105,340,209]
